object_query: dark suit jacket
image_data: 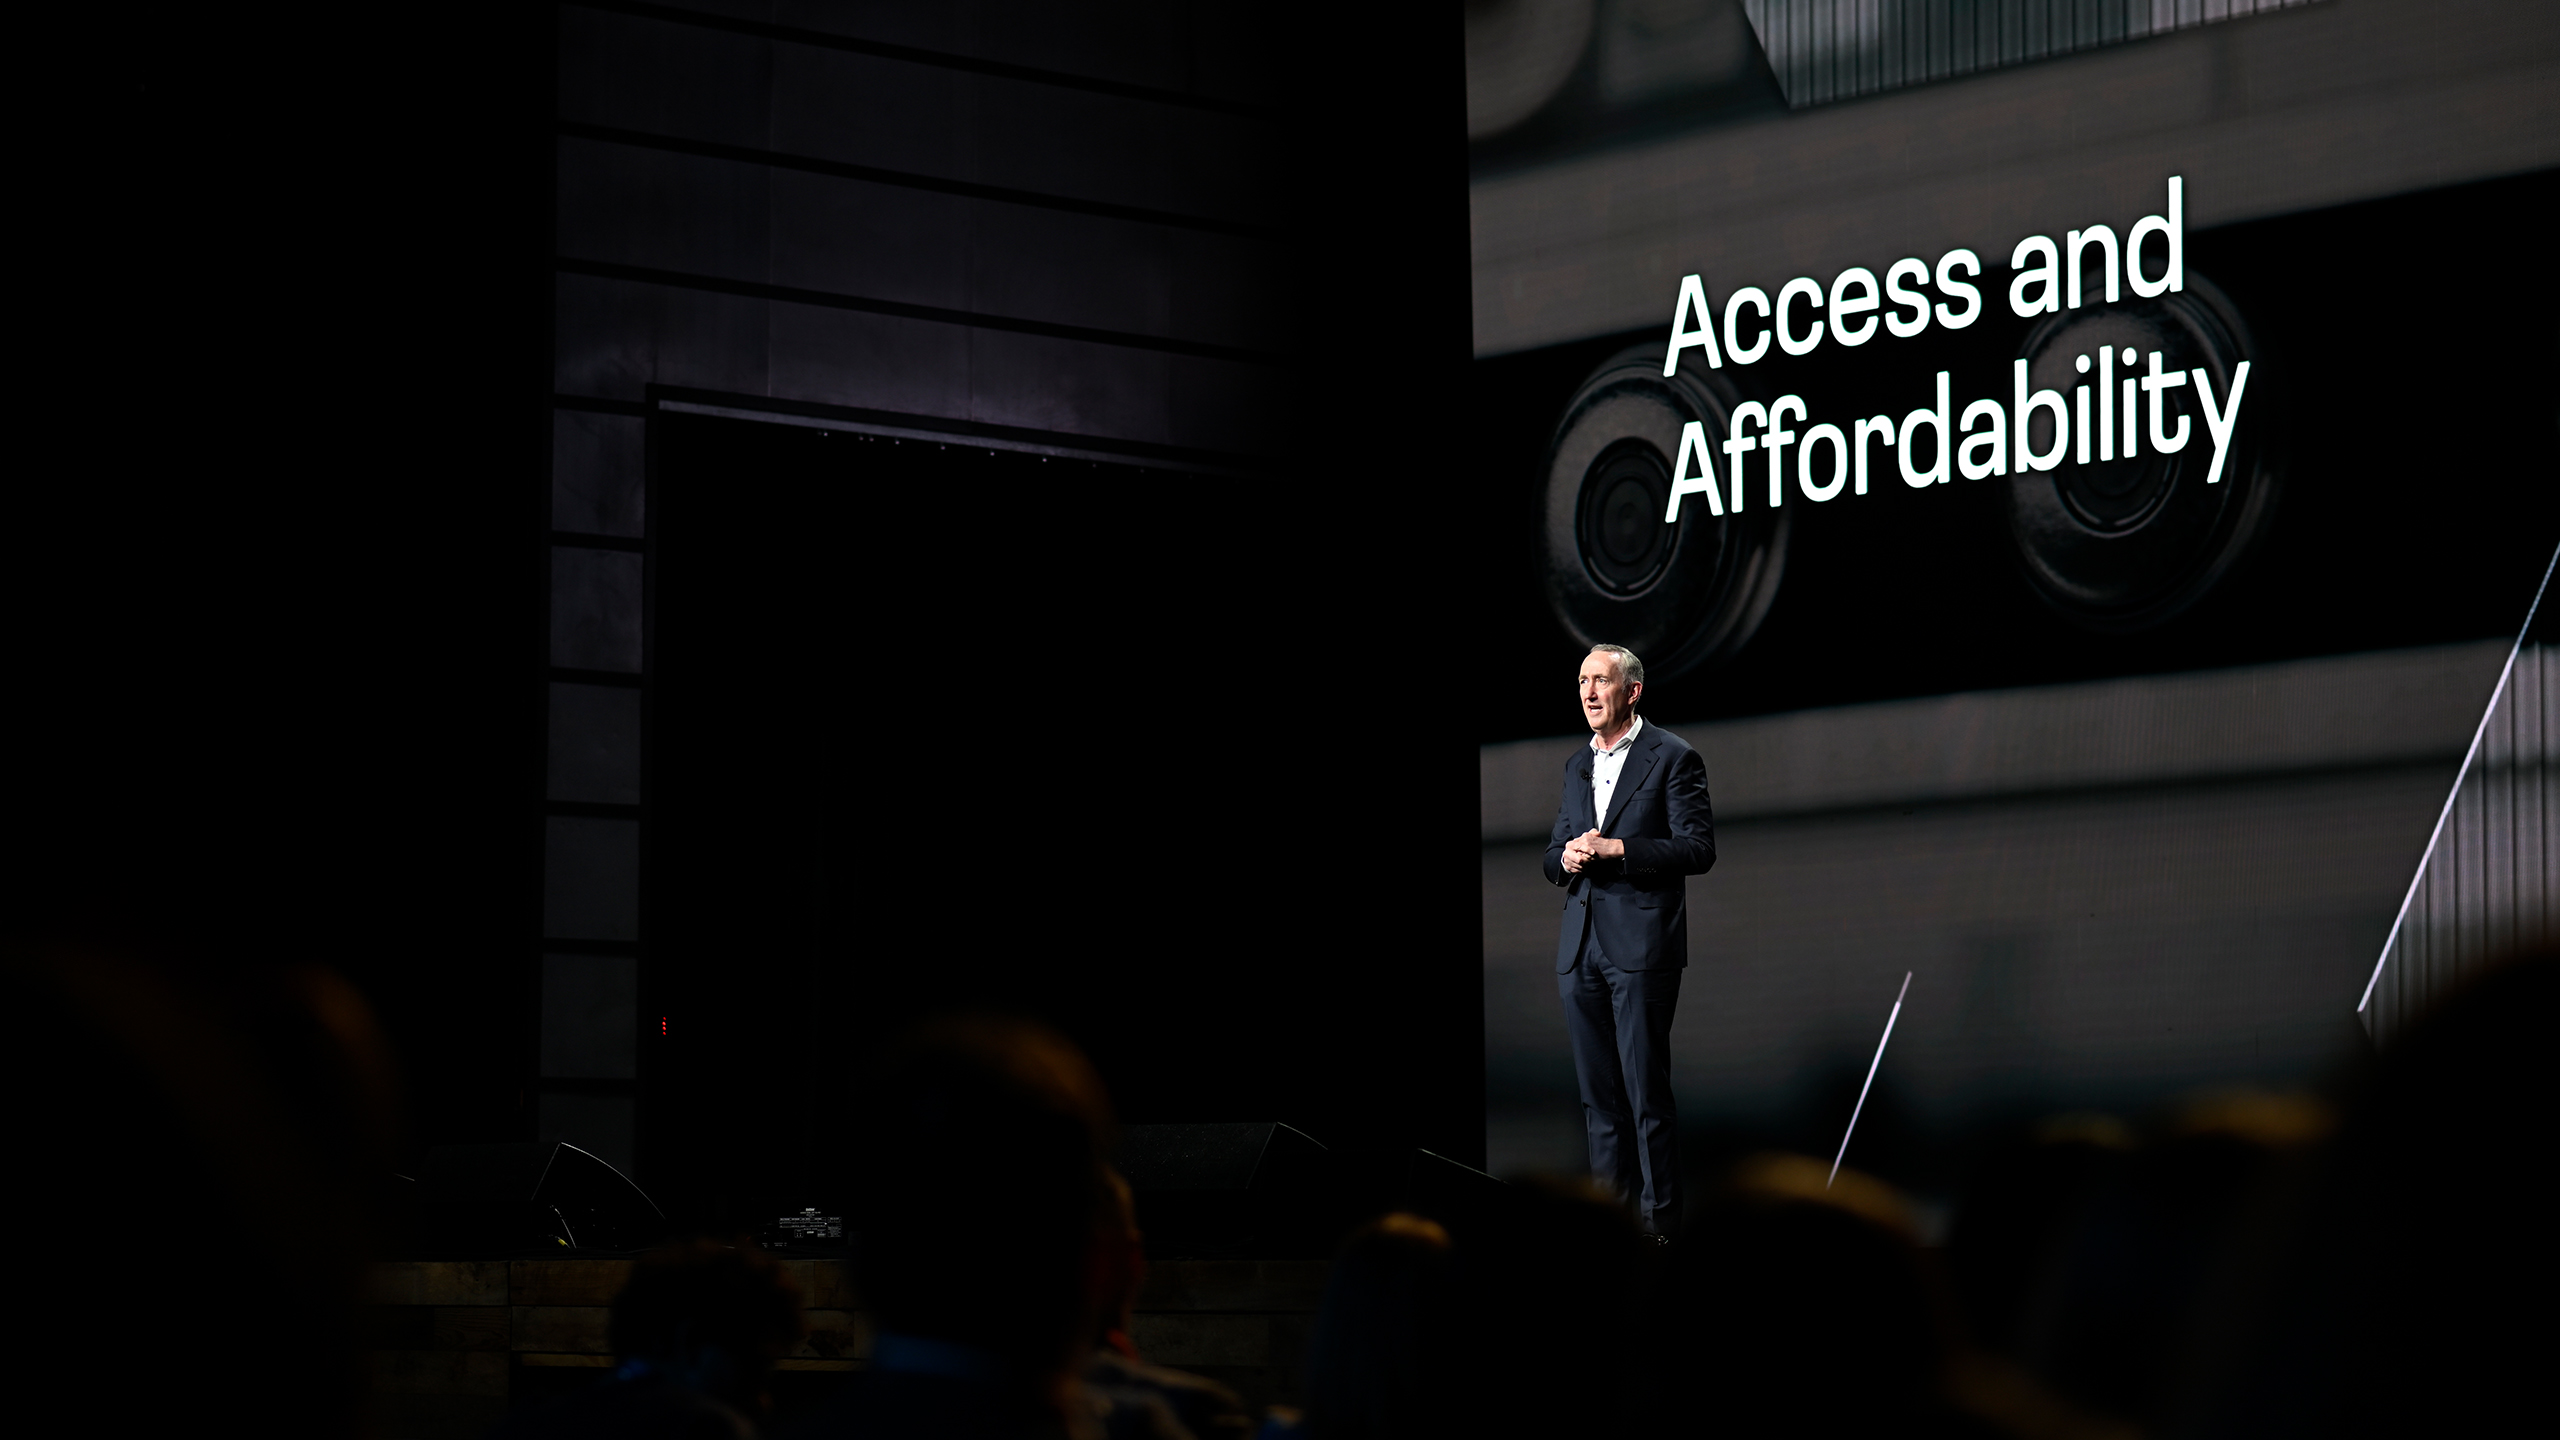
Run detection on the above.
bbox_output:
[1543,719,1716,974]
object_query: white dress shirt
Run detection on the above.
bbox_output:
[1590,713,1644,830]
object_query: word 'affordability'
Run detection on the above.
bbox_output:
[1655,177,2251,521]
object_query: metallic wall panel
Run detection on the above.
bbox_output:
[753,300,977,417]
[764,166,972,311]
[760,303,1265,454]
[767,0,1261,99]
[555,143,1280,353]
[559,5,774,150]
[769,44,1271,227]
[549,547,644,675]
[551,410,647,537]
[554,273,775,401]
[543,815,641,942]
[560,267,1258,438]
[2363,644,2560,1047]
[564,8,1272,230]
[957,204,1180,346]
[547,682,643,806]
[1162,349,1282,455]
[953,329,1177,445]
[1159,227,1286,356]
[554,137,773,283]
[763,43,965,178]
[540,953,639,1079]
[1741,0,2318,109]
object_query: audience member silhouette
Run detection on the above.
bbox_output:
[1656,1155,1997,1440]
[2165,946,2557,1439]
[1085,1168,1254,1440]
[4,941,396,1440]
[783,1016,1123,1440]
[497,1240,808,1439]
[1297,1213,1457,1440]
[2019,1097,2327,1430]
[1946,1116,2129,1364]
[1938,1096,2337,1439]
[1444,1174,1651,1440]
[22,934,2532,1440]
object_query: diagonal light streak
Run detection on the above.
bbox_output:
[2358,540,2560,1014]
[1830,971,1912,1188]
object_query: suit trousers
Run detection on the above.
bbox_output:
[1559,937,1682,1231]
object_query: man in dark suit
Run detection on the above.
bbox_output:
[1544,644,1716,1237]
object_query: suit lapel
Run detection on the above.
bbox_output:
[1570,747,1599,830]
[1599,726,1664,835]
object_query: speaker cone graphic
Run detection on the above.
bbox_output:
[2003,273,2282,632]
[1540,345,1788,683]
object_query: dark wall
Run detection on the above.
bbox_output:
[640,418,1473,1226]
[526,2,1481,1228]
[21,4,1474,1233]
[14,4,552,1145]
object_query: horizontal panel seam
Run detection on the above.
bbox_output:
[549,667,644,687]
[546,801,641,820]
[551,530,646,552]
[565,0,1280,120]
[541,937,642,955]
[556,121,1278,238]
[553,393,650,417]
[555,255,1286,366]
[645,386,1263,472]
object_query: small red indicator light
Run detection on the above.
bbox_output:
[660,1017,668,1035]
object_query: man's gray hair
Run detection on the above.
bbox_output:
[1588,644,1645,686]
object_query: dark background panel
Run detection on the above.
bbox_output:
[13,2,556,1147]
[762,0,1265,98]
[13,2,1459,1229]
[556,7,777,150]
[553,139,777,283]
[640,411,1484,1231]
[1462,169,2560,744]
[613,8,1483,1231]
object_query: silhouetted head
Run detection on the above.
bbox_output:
[1306,1213,1456,1440]
[849,1015,1117,1387]
[2174,946,2560,1439]
[1994,1094,2329,1429]
[1093,1166,1148,1345]
[1946,1114,2132,1360]
[1661,1155,1958,1439]
[610,1240,805,1415]
[1445,1173,1650,1438]
[2328,949,2554,1431]
[5,942,397,1438]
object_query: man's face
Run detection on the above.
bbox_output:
[1578,653,1641,736]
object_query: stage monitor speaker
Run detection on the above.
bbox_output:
[411,1141,668,1256]
[1399,1148,1518,1241]
[1118,1122,1330,1194]
[1115,1122,1340,1260]
[755,1206,846,1254]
